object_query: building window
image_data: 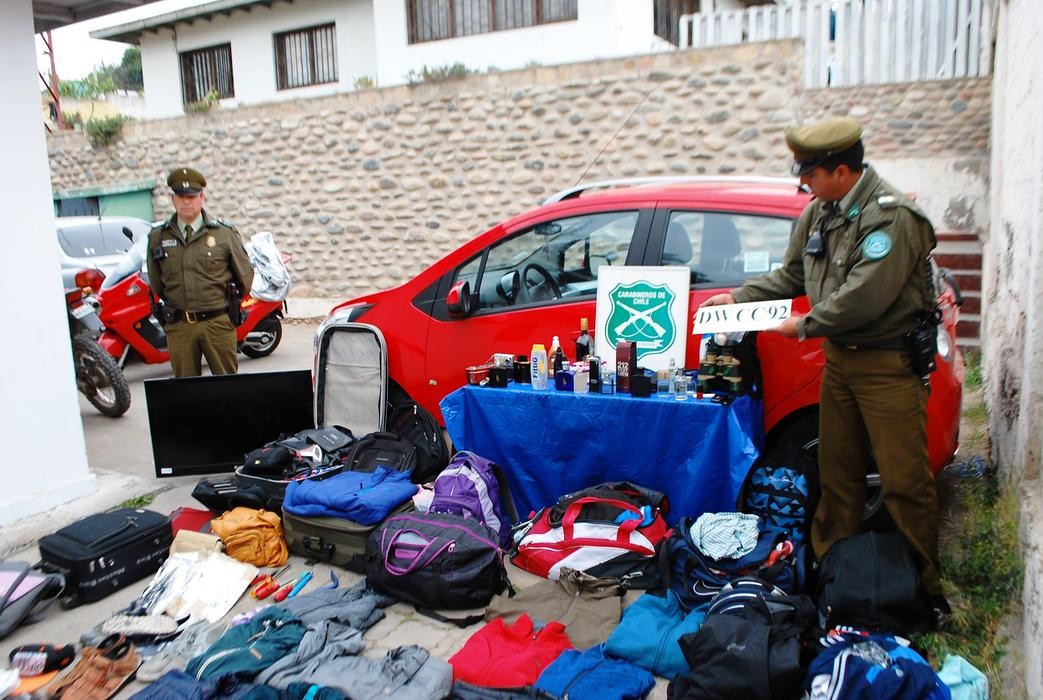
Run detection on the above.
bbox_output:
[275,23,338,90]
[406,0,577,44]
[654,0,701,46]
[180,43,234,104]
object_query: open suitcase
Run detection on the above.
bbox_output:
[275,323,417,564]
[222,323,391,514]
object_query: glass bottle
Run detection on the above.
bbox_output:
[575,318,592,362]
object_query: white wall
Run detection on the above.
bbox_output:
[984,0,1043,695]
[140,0,377,119]
[0,0,96,525]
[371,0,670,86]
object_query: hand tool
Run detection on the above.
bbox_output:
[273,572,309,602]
[249,564,289,588]
[254,568,295,599]
[287,571,313,599]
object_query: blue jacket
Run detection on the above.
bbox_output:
[604,590,705,679]
[185,608,306,682]
[535,644,654,699]
[806,631,951,700]
[283,468,415,525]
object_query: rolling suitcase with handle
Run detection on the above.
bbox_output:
[38,508,172,606]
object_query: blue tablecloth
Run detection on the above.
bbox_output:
[440,385,763,525]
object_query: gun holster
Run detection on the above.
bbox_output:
[149,293,167,328]
[227,282,246,326]
[904,307,943,379]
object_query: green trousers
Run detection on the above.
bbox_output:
[165,314,238,377]
[813,342,941,595]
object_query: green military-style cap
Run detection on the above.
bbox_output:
[167,167,207,195]
[785,117,863,175]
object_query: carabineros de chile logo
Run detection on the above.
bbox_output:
[606,280,677,358]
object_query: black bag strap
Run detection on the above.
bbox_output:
[414,605,486,628]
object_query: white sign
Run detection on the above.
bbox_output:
[692,299,793,334]
[594,266,690,372]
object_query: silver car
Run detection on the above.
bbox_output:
[57,216,153,291]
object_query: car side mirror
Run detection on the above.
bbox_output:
[122,226,134,242]
[447,279,473,317]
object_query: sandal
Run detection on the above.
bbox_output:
[48,634,140,700]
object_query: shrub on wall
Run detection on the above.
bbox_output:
[185,89,220,114]
[84,115,128,148]
[405,63,478,85]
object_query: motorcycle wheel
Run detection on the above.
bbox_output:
[73,335,131,417]
[242,315,283,358]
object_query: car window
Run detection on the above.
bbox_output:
[664,211,793,285]
[457,210,640,312]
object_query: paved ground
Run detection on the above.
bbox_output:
[1,308,670,698]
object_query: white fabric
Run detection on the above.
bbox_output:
[690,511,760,560]
[245,230,292,301]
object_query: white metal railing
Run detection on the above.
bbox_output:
[680,0,994,88]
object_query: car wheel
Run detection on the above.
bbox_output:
[774,412,888,526]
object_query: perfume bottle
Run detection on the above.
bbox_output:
[575,318,592,361]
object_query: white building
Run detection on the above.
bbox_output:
[91,0,762,120]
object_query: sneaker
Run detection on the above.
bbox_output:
[136,619,227,682]
[929,594,952,630]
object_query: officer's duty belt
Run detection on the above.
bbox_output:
[830,338,905,351]
[170,308,227,324]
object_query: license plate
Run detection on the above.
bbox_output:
[71,304,94,319]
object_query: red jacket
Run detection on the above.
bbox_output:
[449,613,573,687]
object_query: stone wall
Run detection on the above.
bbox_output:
[47,39,991,300]
[984,1,1043,696]
[802,79,992,236]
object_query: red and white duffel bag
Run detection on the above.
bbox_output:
[511,481,671,588]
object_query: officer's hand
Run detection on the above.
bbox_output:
[769,315,801,339]
[700,293,735,308]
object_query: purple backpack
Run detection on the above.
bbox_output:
[430,451,511,548]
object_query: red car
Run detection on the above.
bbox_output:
[321,178,964,518]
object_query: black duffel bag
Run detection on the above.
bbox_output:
[366,511,509,612]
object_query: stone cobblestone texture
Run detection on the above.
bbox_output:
[801,78,991,158]
[46,40,990,300]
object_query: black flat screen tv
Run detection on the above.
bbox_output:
[145,370,314,478]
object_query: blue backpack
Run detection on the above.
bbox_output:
[739,446,818,591]
[430,451,512,548]
[663,519,798,613]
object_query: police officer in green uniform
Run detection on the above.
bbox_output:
[701,117,950,623]
[147,167,254,377]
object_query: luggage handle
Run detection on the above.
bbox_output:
[561,497,643,542]
[301,536,334,562]
[380,529,451,576]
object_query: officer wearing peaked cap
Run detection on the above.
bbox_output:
[701,117,950,626]
[147,167,254,377]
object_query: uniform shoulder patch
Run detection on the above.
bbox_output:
[862,230,893,260]
[876,194,898,208]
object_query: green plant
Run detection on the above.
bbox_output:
[84,114,128,148]
[353,75,375,89]
[185,89,220,113]
[119,493,156,509]
[63,111,83,128]
[405,63,477,85]
[916,473,1022,683]
[964,350,982,389]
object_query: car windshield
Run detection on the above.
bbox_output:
[101,237,148,290]
[56,221,141,258]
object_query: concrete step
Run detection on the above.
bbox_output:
[948,269,981,292]
[936,231,981,244]
[956,313,980,340]
[936,252,983,270]
[958,289,981,316]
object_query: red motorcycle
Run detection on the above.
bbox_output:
[96,230,289,367]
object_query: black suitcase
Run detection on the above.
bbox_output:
[38,508,173,606]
